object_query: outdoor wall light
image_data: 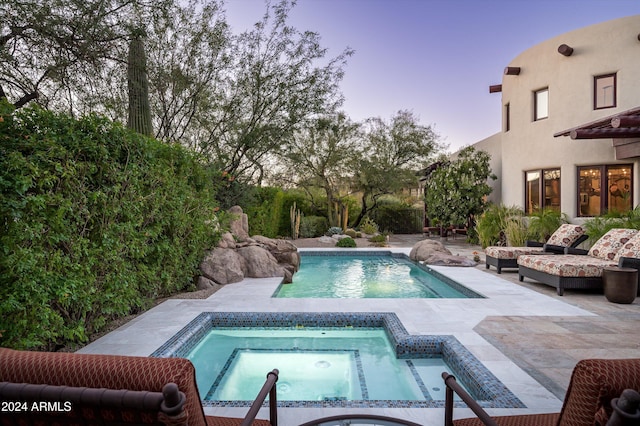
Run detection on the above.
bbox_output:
[489,84,502,93]
[558,44,574,56]
[504,66,521,75]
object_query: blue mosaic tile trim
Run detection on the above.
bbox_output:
[300,250,394,257]
[405,360,433,401]
[152,311,524,409]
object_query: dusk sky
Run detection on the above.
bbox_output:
[226,0,640,152]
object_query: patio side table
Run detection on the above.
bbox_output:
[603,266,638,304]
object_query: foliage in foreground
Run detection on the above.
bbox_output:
[0,103,220,350]
[475,204,524,248]
[583,206,640,244]
[424,146,496,237]
[336,237,356,247]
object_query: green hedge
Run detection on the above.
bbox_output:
[371,204,423,234]
[0,102,220,350]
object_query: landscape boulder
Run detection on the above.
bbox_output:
[198,208,300,285]
[409,239,477,267]
[200,248,246,285]
[423,252,477,267]
[228,205,249,241]
[409,239,452,261]
[236,246,284,278]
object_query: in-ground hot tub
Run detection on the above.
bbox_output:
[152,312,524,409]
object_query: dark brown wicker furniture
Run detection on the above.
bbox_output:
[603,266,638,303]
[518,252,640,296]
[485,241,571,274]
[443,358,640,426]
[485,223,588,274]
[0,348,276,426]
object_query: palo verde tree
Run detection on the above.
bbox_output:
[352,110,442,227]
[282,113,361,227]
[0,0,168,113]
[195,0,353,183]
[424,146,496,232]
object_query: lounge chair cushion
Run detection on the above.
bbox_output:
[517,254,616,277]
[545,224,586,247]
[613,231,640,261]
[587,228,639,261]
[485,246,544,260]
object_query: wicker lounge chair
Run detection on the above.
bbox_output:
[485,224,587,273]
[518,228,640,296]
[443,358,640,426]
[0,348,276,426]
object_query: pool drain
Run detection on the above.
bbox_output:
[277,382,291,394]
[315,360,331,368]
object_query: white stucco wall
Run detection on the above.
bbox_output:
[466,133,502,204]
[496,15,640,220]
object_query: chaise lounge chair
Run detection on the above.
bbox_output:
[517,228,640,295]
[442,358,640,426]
[0,347,276,425]
[485,224,587,273]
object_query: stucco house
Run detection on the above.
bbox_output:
[472,14,640,222]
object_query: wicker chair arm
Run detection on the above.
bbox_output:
[618,256,640,269]
[565,247,589,255]
[543,244,566,254]
[525,240,544,247]
[571,234,589,247]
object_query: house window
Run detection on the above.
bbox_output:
[504,103,510,132]
[594,73,616,109]
[578,164,632,216]
[525,168,560,214]
[534,88,548,121]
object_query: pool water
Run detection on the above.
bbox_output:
[187,328,459,402]
[151,312,524,409]
[274,253,477,298]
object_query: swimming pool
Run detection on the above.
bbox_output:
[151,312,524,409]
[273,251,482,299]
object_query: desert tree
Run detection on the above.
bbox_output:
[352,110,442,227]
[195,0,353,183]
[282,113,361,227]
[0,0,168,113]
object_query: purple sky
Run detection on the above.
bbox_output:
[225,0,640,151]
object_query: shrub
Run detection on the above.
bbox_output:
[583,206,640,244]
[475,204,524,248]
[0,103,220,350]
[326,226,343,236]
[299,216,329,238]
[245,187,284,238]
[359,217,379,235]
[370,202,422,234]
[528,208,568,242]
[336,237,356,247]
[368,234,386,243]
[503,217,529,247]
[345,228,357,238]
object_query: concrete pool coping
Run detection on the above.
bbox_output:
[78,246,598,425]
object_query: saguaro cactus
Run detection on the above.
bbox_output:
[127,29,153,136]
